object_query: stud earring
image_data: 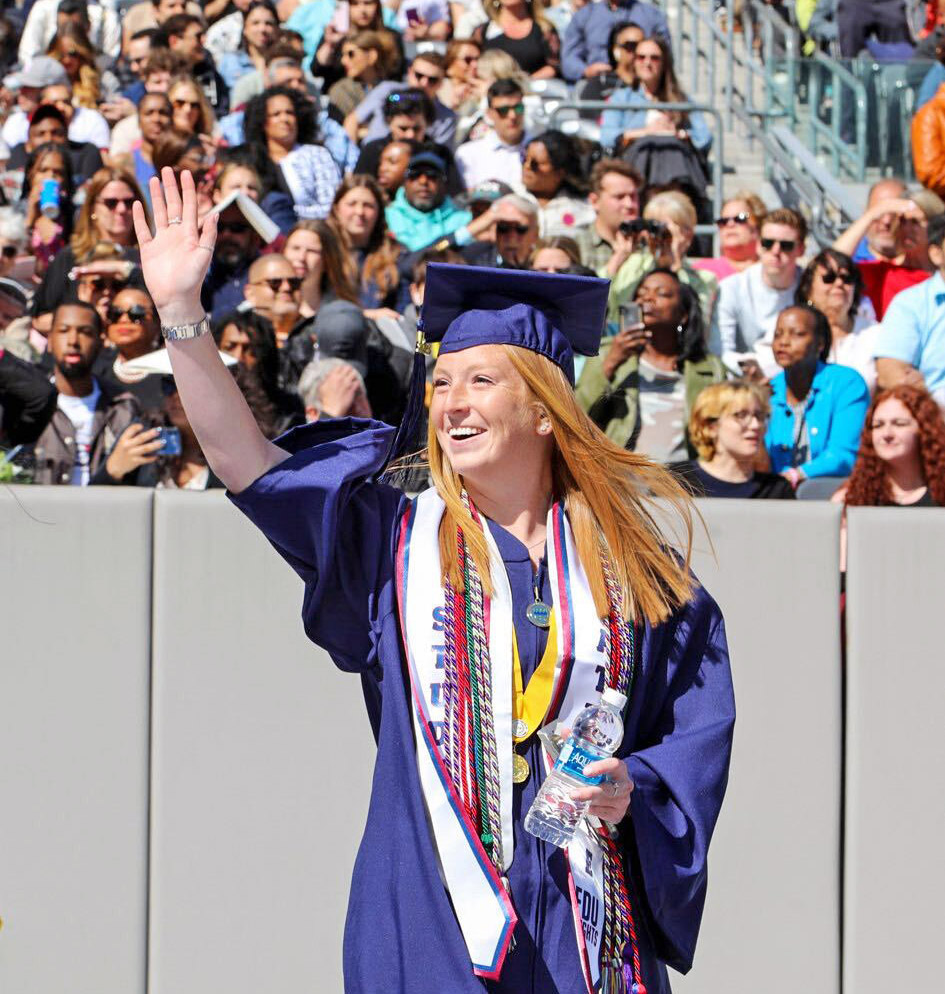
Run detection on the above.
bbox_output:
[91,213,96,220]
[539,420,551,435]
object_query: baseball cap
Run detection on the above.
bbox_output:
[17,57,69,90]
[407,150,447,176]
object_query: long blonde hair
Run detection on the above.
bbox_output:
[427,346,695,624]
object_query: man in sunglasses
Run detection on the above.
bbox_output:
[243,255,307,349]
[385,149,472,252]
[711,207,807,377]
[561,0,670,82]
[454,79,528,192]
[347,52,457,148]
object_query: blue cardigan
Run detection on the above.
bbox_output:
[766,362,870,479]
[600,85,713,153]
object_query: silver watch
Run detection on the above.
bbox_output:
[161,315,211,341]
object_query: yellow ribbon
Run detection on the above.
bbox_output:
[511,611,558,743]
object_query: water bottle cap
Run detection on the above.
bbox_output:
[601,687,627,710]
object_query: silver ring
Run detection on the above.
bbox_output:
[168,217,183,225]
[610,781,619,797]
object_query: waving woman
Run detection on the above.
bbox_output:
[135,169,734,994]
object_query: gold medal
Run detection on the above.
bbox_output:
[512,753,530,784]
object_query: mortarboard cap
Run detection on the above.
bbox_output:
[419,263,609,385]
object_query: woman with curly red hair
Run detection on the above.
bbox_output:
[838,385,945,507]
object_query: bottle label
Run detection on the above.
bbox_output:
[555,739,604,785]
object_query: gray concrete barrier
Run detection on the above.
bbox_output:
[2,487,941,994]
[0,487,152,994]
[843,508,945,994]
[671,500,843,994]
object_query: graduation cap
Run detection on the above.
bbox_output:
[419,263,609,385]
[382,263,609,474]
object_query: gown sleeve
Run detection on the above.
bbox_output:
[227,417,405,673]
[623,582,735,974]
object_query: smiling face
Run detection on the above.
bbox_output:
[244,5,277,51]
[772,307,819,369]
[264,93,298,148]
[430,344,551,485]
[870,397,921,467]
[333,185,380,247]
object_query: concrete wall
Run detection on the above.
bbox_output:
[0,488,941,994]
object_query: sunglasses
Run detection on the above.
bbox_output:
[412,69,443,84]
[108,304,153,323]
[727,409,768,425]
[456,54,478,64]
[491,102,525,117]
[172,98,200,109]
[99,197,135,210]
[761,237,797,253]
[616,41,638,53]
[255,276,303,292]
[406,166,442,181]
[1,245,17,259]
[218,221,251,234]
[716,212,751,227]
[496,221,529,235]
[523,157,550,171]
[819,269,855,286]
[80,276,120,291]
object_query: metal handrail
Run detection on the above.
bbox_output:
[549,99,723,250]
[806,50,869,181]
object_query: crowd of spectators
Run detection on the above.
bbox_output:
[0,0,944,509]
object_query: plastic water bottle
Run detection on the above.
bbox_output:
[524,687,627,848]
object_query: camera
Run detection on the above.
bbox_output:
[618,219,668,238]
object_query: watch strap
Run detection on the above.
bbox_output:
[161,315,212,341]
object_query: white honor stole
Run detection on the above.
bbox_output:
[396,488,621,990]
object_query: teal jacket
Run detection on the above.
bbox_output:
[577,347,727,454]
[384,188,472,253]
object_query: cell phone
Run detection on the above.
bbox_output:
[330,1,350,34]
[405,6,422,25]
[155,426,182,456]
[619,302,642,331]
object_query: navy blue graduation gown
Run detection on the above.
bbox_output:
[228,418,735,994]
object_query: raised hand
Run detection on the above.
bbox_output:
[133,168,217,326]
